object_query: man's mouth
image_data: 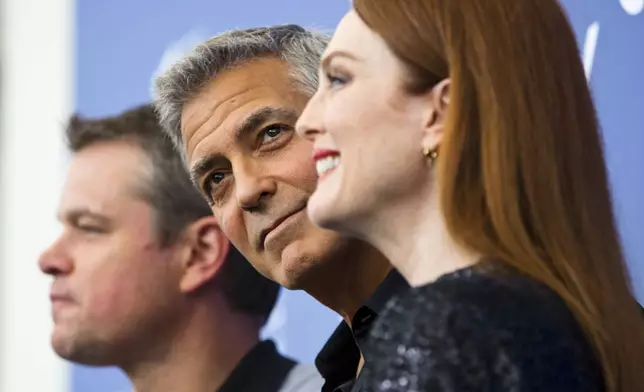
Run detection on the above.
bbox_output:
[258,204,307,249]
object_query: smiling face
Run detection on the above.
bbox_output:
[181,57,351,289]
[296,11,441,237]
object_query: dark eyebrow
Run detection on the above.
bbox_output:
[234,106,299,141]
[189,106,299,187]
[320,50,361,71]
[190,155,220,188]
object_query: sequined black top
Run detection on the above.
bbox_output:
[354,263,605,391]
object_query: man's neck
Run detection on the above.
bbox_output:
[124,302,260,392]
[305,242,393,325]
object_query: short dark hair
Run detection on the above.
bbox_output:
[66,104,279,324]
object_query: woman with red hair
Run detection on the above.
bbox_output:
[296,1,644,390]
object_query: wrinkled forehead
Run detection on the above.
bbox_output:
[181,58,309,157]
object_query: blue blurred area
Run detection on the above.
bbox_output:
[559,0,644,299]
[76,0,348,116]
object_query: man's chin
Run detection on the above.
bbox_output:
[276,260,316,290]
[276,240,333,290]
[52,333,115,367]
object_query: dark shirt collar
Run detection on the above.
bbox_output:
[315,270,409,392]
[219,340,296,392]
[362,269,409,313]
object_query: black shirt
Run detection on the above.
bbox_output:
[315,270,409,392]
[219,340,296,392]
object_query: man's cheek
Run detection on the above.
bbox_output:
[287,157,319,193]
[219,210,247,249]
[86,282,127,324]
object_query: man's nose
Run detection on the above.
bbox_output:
[38,237,74,276]
[234,161,278,212]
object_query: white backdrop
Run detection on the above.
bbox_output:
[0,0,74,390]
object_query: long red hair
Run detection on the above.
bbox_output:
[353,0,644,390]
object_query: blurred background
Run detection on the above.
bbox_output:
[0,0,642,391]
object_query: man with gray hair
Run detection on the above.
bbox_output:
[154,24,408,392]
[39,104,323,392]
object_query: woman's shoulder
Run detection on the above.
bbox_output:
[382,262,581,337]
[360,263,603,391]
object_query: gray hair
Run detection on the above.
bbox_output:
[153,24,330,151]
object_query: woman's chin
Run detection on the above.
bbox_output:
[306,188,347,231]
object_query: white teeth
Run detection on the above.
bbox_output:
[315,156,340,176]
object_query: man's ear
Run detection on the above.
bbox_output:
[421,78,450,154]
[178,215,230,294]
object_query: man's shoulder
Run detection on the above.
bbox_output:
[279,363,324,392]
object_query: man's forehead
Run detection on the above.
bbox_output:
[57,174,149,225]
[60,143,147,217]
[182,60,306,159]
[57,194,114,221]
[182,85,259,148]
[57,179,119,222]
[182,57,294,129]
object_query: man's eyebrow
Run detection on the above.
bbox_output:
[233,106,300,141]
[189,106,300,186]
[59,208,110,225]
[190,155,221,188]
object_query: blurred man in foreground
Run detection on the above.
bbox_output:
[39,104,323,392]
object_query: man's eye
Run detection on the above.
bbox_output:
[204,172,228,203]
[261,126,285,143]
[75,223,103,234]
[210,172,226,185]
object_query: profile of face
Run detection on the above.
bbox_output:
[296,10,449,237]
[39,140,221,366]
[181,57,349,289]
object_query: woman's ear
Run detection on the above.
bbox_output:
[421,78,450,155]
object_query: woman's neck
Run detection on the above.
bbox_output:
[363,191,479,287]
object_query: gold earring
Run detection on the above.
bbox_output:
[423,147,439,160]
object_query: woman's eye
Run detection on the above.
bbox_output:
[326,72,349,87]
